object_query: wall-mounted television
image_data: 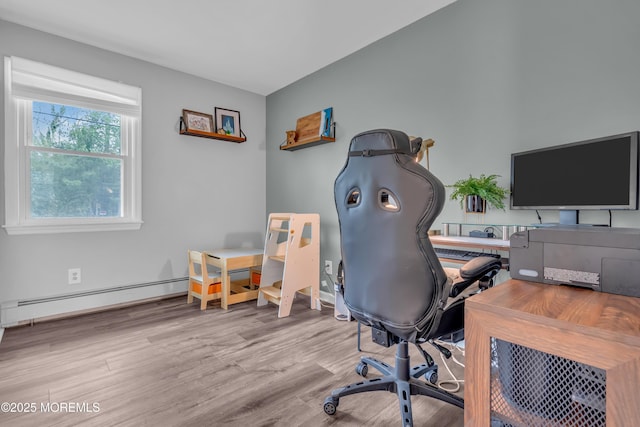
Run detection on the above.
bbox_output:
[510,131,639,224]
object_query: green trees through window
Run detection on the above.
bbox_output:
[29,102,123,218]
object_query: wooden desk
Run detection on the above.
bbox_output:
[429,235,510,267]
[465,279,640,426]
[430,235,510,251]
[205,248,263,310]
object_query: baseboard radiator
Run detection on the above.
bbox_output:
[1,277,188,328]
[319,290,335,305]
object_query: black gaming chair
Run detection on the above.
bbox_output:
[324,129,502,426]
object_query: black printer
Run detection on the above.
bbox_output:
[510,226,640,298]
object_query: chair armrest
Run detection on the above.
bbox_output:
[449,256,502,298]
[459,256,502,280]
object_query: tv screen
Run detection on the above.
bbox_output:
[510,132,639,211]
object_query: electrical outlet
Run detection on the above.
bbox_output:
[324,260,333,275]
[68,268,81,285]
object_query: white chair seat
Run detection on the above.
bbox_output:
[191,272,221,284]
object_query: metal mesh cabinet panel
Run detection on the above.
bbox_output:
[489,338,606,427]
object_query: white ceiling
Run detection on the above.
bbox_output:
[0,0,455,95]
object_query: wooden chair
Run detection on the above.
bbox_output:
[187,250,223,310]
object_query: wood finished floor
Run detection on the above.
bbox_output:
[0,296,465,426]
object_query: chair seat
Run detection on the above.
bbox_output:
[444,267,460,281]
[191,273,221,283]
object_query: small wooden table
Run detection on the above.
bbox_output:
[204,248,263,310]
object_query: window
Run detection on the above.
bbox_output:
[4,56,142,234]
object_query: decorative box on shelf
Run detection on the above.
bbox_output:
[281,107,335,151]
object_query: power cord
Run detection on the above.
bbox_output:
[323,268,336,288]
[320,269,336,309]
[433,339,465,393]
[484,226,502,240]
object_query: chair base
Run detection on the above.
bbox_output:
[323,341,463,427]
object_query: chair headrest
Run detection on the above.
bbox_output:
[348,129,422,157]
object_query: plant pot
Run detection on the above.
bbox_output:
[465,195,486,213]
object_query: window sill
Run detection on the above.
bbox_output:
[3,220,143,235]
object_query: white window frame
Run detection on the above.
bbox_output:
[3,56,142,235]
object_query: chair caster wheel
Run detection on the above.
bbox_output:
[323,397,338,416]
[425,371,438,385]
[355,362,368,377]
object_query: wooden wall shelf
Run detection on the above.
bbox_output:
[180,129,246,143]
[179,118,246,143]
[280,135,335,151]
[281,108,335,151]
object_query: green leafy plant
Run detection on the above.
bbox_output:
[447,174,508,211]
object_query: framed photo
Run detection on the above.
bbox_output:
[215,107,241,138]
[182,109,214,133]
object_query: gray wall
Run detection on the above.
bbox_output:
[266,0,640,291]
[0,21,266,305]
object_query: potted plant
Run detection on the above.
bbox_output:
[447,174,508,212]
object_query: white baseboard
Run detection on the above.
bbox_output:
[1,278,188,328]
[1,280,338,334]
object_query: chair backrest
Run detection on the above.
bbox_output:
[188,250,218,284]
[334,129,450,342]
[188,250,204,279]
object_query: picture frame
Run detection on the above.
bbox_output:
[215,107,242,138]
[182,109,214,133]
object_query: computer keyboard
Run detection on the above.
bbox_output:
[434,247,501,261]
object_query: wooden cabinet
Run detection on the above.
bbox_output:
[465,279,640,426]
